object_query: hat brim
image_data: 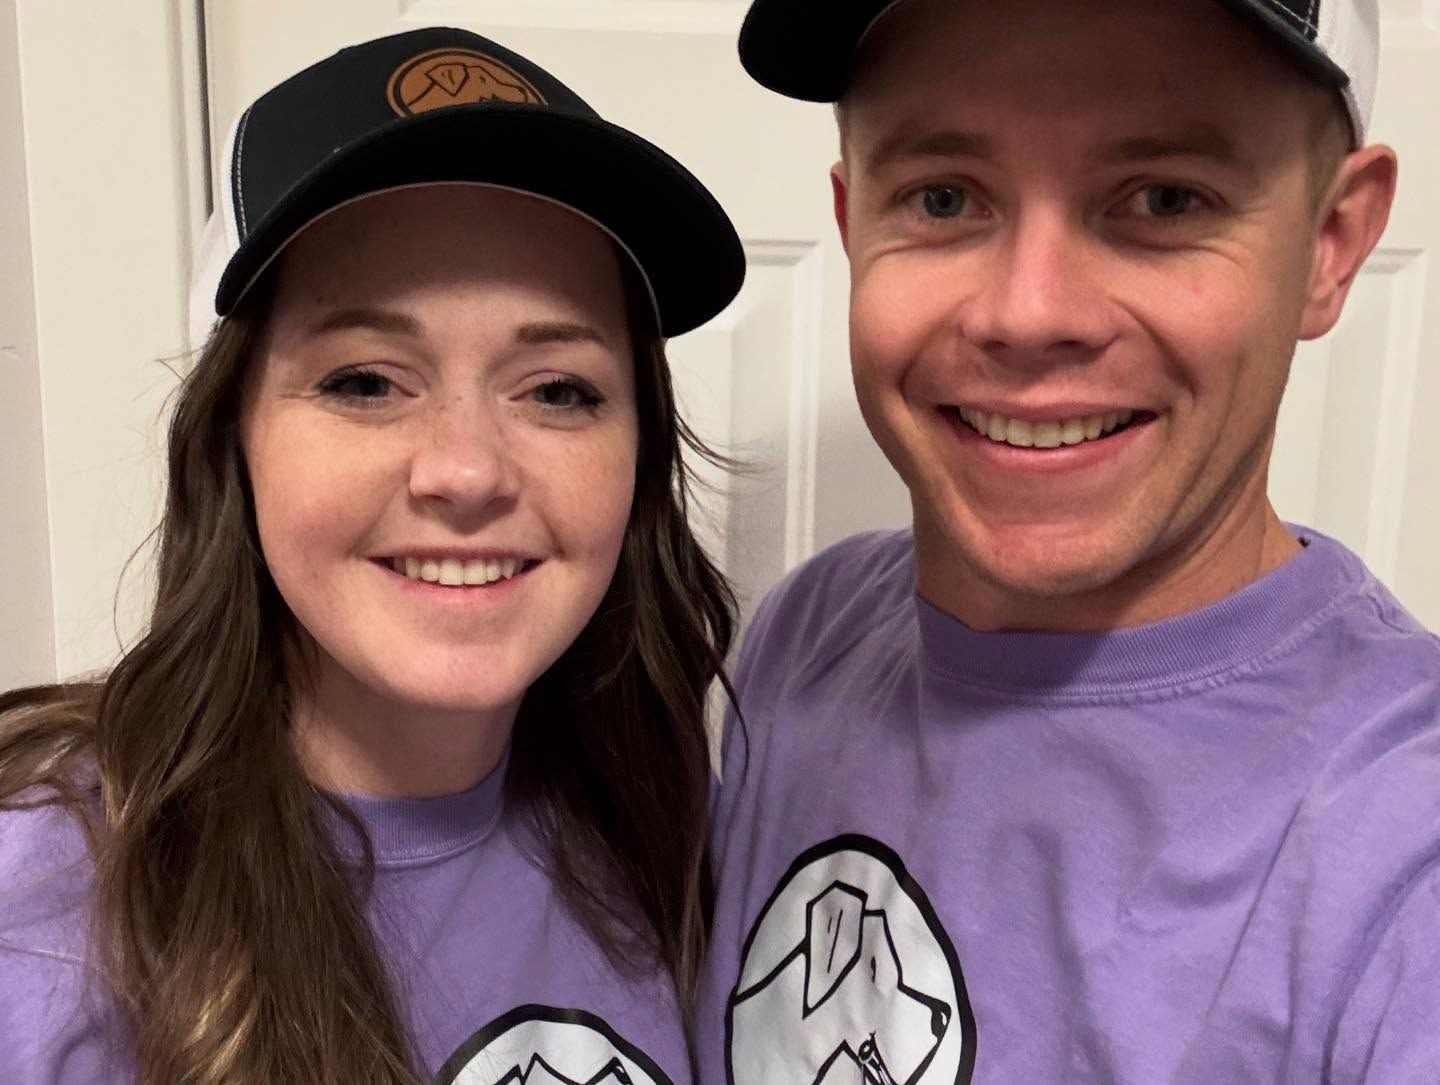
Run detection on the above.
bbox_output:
[215,104,745,338]
[739,0,1349,103]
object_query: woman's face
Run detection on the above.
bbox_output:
[241,186,639,789]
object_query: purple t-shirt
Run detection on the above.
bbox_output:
[696,527,1440,1084]
[0,759,690,1085]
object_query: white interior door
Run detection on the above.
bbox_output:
[204,0,1440,628]
[3,0,208,687]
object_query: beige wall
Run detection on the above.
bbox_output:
[0,0,55,689]
[5,1,204,682]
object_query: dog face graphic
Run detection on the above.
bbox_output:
[727,837,975,1085]
[437,1006,673,1085]
[408,61,534,109]
[387,49,545,118]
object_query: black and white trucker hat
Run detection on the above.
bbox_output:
[738,0,1379,143]
[190,26,745,344]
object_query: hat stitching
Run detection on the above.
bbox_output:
[1251,0,1320,33]
[233,107,254,238]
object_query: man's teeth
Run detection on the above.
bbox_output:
[958,408,1135,449]
[394,557,521,586]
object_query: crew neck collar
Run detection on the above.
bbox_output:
[325,752,509,866]
[916,530,1364,700]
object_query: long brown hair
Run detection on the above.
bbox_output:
[0,264,734,1083]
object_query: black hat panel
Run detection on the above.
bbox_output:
[739,0,1346,103]
[230,27,597,243]
[738,0,890,101]
[217,107,744,337]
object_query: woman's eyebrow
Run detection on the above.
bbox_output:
[513,321,608,347]
[305,307,422,339]
[301,312,607,347]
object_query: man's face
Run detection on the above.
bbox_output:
[837,0,1351,629]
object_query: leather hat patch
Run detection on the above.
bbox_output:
[387,48,545,116]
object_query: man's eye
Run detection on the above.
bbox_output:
[1139,185,1201,218]
[919,185,970,219]
[318,368,393,401]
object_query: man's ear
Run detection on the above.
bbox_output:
[831,160,851,256]
[1299,145,1399,341]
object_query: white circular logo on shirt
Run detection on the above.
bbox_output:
[727,835,976,1085]
[437,1005,674,1085]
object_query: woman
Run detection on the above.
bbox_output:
[0,26,743,1085]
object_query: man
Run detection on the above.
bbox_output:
[697,0,1438,1081]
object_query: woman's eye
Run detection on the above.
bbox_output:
[531,378,603,411]
[918,185,971,220]
[318,368,393,402]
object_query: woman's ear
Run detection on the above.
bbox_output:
[1299,144,1399,341]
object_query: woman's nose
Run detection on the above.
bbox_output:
[407,396,521,514]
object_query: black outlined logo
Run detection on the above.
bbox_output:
[727,835,976,1085]
[387,48,546,117]
[436,1005,674,1085]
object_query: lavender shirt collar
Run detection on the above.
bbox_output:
[916,530,1366,699]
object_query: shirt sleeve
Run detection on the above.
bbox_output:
[1328,868,1440,1083]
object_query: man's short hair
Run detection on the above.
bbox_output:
[1305,92,1354,206]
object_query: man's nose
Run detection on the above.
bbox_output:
[960,205,1118,368]
[407,396,521,514]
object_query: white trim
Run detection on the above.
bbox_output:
[13,0,64,678]
[176,0,211,354]
[5,0,59,682]
[1360,247,1427,584]
[176,0,210,239]
[725,239,822,568]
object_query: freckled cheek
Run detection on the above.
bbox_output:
[529,431,638,560]
[247,424,402,564]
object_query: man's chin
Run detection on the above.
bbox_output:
[917,516,1156,625]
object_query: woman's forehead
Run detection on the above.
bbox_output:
[265,187,631,332]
